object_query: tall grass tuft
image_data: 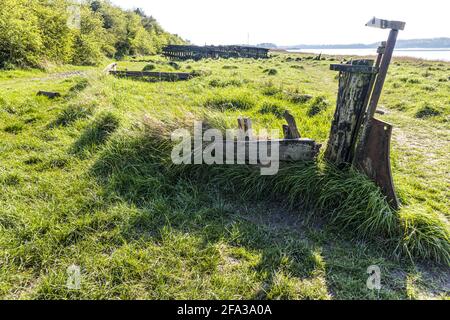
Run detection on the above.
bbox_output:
[398,206,450,264]
[204,93,256,111]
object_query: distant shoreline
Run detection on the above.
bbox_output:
[280,48,450,62]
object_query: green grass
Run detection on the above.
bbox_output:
[0,53,448,299]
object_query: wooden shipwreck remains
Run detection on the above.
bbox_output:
[325,17,405,209]
[163,45,269,60]
[325,60,377,165]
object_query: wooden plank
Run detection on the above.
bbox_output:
[37,91,61,99]
[283,111,301,139]
[227,139,321,162]
[330,64,378,74]
[110,71,193,81]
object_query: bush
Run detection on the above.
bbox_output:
[0,0,43,68]
[0,0,185,69]
[71,34,103,66]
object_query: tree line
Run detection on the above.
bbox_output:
[0,0,186,69]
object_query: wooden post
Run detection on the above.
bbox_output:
[282,111,301,139]
[325,60,377,166]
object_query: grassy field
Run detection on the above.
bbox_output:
[0,52,448,299]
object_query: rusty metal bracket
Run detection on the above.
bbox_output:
[354,118,399,209]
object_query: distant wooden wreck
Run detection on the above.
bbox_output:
[163,45,269,60]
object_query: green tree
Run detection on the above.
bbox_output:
[0,0,43,68]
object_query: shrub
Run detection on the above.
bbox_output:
[71,34,103,66]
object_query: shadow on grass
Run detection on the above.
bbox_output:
[71,112,120,155]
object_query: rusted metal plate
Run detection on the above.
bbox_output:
[354,118,399,209]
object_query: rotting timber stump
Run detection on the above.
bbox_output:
[325,60,377,166]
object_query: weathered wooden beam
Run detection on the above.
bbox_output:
[325,59,375,166]
[330,64,378,74]
[37,91,61,99]
[110,71,194,81]
[226,138,321,162]
[237,117,254,140]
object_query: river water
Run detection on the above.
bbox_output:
[288,48,450,61]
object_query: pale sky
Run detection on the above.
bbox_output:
[110,0,450,46]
